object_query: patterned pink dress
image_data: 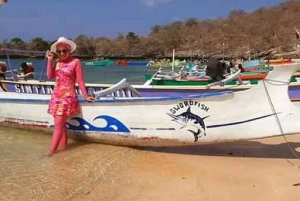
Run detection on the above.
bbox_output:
[47,58,86,117]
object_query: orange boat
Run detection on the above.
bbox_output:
[268,58,292,65]
[116,60,128,66]
[240,72,267,80]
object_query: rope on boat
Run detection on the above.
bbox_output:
[262,80,300,169]
[264,79,290,86]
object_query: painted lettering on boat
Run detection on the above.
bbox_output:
[167,101,210,142]
[13,84,97,95]
[15,84,55,94]
[169,100,209,114]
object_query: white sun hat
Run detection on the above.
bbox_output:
[50,36,77,53]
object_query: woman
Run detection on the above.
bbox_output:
[45,37,95,156]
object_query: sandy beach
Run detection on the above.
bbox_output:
[1,127,300,201]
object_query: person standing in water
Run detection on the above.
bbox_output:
[0,62,7,80]
[44,37,95,156]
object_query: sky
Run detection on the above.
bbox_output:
[0,0,286,42]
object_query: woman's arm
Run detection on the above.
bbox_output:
[47,59,56,79]
[75,59,88,99]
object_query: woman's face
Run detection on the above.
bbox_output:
[56,43,71,61]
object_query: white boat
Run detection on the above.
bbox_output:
[0,63,300,146]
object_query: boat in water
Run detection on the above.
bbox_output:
[82,58,112,67]
[1,62,300,146]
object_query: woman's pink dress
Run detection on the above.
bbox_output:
[47,58,83,116]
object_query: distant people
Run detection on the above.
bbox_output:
[19,62,28,74]
[0,62,7,80]
[227,60,235,73]
[235,63,245,85]
[19,62,35,79]
[206,58,226,81]
[238,63,245,73]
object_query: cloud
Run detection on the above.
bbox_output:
[141,0,172,7]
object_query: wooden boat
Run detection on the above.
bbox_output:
[1,63,300,146]
[127,61,148,66]
[116,60,128,66]
[147,59,185,68]
[82,59,112,67]
[144,70,278,85]
[268,58,292,65]
[244,66,273,72]
[243,60,262,68]
[116,60,149,66]
[240,72,268,80]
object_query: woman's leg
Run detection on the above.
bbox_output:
[47,115,68,155]
[59,125,68,149]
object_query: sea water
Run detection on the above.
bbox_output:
[4,58,148,84]
[0,125,145,201]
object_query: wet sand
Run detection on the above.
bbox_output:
[1,127,300,201]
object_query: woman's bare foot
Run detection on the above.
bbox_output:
[59,145,67,151]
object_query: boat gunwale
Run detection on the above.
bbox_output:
[0,90,234,103]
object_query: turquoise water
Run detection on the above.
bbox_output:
[4,58,149,84]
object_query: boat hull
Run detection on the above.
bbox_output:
[1,63,300,146]
[0,89,299,146]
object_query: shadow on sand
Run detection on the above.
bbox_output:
[131,140,300,159]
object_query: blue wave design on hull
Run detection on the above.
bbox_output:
[66,115,130,133]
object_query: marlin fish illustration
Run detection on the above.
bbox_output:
[167,107,209,142]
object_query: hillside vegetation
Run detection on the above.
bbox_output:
[1,0,300,59]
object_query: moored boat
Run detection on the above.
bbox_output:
[116,60,128,66]
[1,63,300,146]
[268,58,292,65]
[128,61,148,66]
[82,59,112,67]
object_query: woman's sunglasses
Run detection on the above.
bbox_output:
[56,49,68,54]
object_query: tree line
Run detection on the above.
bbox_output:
[1,0,300,59]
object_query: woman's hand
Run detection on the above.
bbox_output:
[85,95,96,102]
[46,50,54,60]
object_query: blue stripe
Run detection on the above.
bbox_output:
[207,113,277,128]
[130,127,175,130]
[0,91,233,103]
[131,114,277,131]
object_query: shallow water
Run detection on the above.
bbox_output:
[0,126,143,201]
